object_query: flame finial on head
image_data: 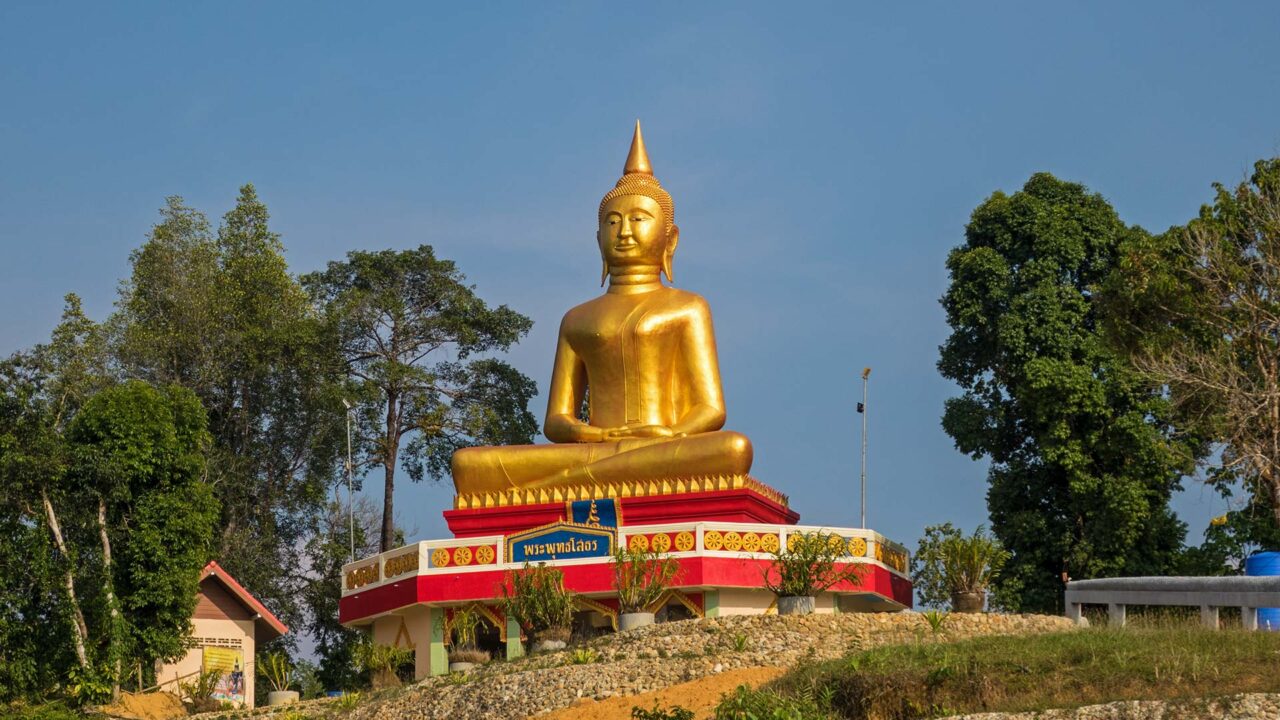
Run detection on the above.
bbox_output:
[624,120,653,176]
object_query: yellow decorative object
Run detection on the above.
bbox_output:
[450,122,755,496]
[874,542,884,562]
[674,531,695,552]
[454,474,787,510]
[787,533,804,551]
[828,535,847,553]
[760,533,780,553]
[741,531,761,552]
[453,546,474,566]
[475,545,495,565]
[651,532,672,553]
[722,531,743,551]
[848,537,868,557]
[430,548,451,568]
[703,530,724,551]
[629,534,650,552]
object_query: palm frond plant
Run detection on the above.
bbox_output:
[938,526,1009,612]
[762,531,863,614]
[262,651,293,693]
[447,606,491,665]
[500,562,576,646]
[613,544,681,614]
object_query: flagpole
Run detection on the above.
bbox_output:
[860,367,870,529]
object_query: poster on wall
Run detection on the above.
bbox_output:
[202,646,245,705]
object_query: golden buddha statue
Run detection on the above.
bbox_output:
[451,122,753,495]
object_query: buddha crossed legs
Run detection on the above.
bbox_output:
[451,122,753,495]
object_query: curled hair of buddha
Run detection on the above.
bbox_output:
[599,121,676,235]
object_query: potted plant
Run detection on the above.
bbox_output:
[500,562,575,652]
[354,637,413,689]
[261,652,298,706]
[763,531,863,615]
[613,543,681,631]
[446,606,491,672]
[939,526,1008,612]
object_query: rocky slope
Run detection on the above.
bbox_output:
[210,612,1072,720]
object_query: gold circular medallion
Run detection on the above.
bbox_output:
[787,533,804,551]
[703,530,724,551]
[723,531,742,551]
[674,531,695,551]
[742,531,761,552]
[475,545,495,564]
[848,537,868,557]
[629,534,650,552]
[453,546,473,566]
[651,532,672,553]
[828,535,847,553]
[431,548,451,567]
[874,542,884,562]
[760,533,780,553]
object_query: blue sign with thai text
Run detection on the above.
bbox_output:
[508,523,615,563]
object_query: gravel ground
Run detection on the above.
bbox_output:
[944,693,1280,720]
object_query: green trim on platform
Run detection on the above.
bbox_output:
[429,607,447,676]
[704,589,720,618]
[506,618,524,659]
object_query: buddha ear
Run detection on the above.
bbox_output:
[662,225,680,284]
[598,227,608,286]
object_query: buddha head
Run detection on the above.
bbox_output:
[598,121,679,284]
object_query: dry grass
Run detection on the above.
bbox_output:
[757,619,1280,719]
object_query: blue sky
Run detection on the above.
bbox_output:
[3,2,1279,553]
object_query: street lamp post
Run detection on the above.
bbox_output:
[859,367,870,529]
[342,398,354,561]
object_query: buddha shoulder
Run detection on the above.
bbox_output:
[560,287,711,328]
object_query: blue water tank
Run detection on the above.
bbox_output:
[1245,551,1280,630]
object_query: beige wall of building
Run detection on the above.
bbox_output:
[156,563,287,709]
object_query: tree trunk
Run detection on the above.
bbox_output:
[42,486,90,670]
[98,497,121,700]
[381,393,399,552]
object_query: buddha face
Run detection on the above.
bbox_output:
[598,195,678,279]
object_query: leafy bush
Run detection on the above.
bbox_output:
[763,531,863,598]
[500,563,575,641]
[614,544,681,613]
[262,651,293,692]
[632,701,695,720]
[714,684,825,720]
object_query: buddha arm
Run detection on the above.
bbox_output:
[670,297,728,436]
[543,327,603,443]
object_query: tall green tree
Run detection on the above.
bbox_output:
[1102,159,1280,539]
[939,173,1202,612]
[112,186,345,632]
[66,381,218,696]
[304,246,538,551]
[1,301,216,701]
[301,496,381,691]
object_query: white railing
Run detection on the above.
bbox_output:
[340,522,910,597]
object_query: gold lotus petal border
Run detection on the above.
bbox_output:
[453,474,789,510]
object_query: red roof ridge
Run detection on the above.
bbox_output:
[200,561,289,640]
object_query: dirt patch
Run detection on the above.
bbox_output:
[540,666,784,720]
[99,691,187,720]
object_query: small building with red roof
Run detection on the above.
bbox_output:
[156,561,288,708]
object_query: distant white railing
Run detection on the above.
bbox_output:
[1065,576,1280,630]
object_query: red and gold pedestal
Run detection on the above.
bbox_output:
[339,475,912,679]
